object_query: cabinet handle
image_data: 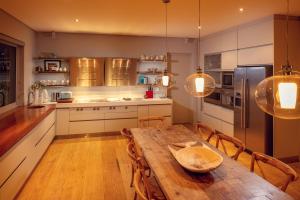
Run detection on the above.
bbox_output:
[93,107,96,110]
[125,106,128,109]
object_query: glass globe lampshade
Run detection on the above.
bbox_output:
[157,70,175,89]
[184,68,216,97]
[255,69,300,119]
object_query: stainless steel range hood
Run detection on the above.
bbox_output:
[104,58,137,86]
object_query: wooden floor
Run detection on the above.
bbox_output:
[17,128,300,200]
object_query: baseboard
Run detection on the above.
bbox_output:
[54,132,121,140]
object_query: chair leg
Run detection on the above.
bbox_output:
[130,164,134,187]
[133,191,137,200]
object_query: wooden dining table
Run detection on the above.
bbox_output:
[131,125,293,200]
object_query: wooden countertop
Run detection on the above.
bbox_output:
[131,125,293,200]
[0,105,55,157]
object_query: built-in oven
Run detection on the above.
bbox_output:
[204,88,221,106]
[204,88,234,110]
[222,72,234,88]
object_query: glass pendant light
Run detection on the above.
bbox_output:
[157,0,174,89]
[255,0,300,119]
[184,0,215,97]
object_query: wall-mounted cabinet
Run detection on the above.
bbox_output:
[221,50,237,70]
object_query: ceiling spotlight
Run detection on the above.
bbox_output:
[75,19,79,22]
[239,8,244,12]
[198,25,202,30]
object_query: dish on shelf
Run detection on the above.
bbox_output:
[168,144,223,173]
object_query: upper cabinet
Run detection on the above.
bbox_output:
[201,30,237,54]
[238,45,274,66]
[221,50,237,70]
[238,17,274,48]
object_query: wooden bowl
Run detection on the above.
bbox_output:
[168,145,223,173]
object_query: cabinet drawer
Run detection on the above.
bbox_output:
[107,106,137,112]
[69,107,105,121]
[0,156,31,200]
[105,119,137,132]
[138,105,148,118]
[149,105,172,117]
[31,124,55,166]
[69,121,104,134]
[148,116,172,128]
[105,111,137,119]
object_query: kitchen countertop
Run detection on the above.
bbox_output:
[0,105,55,157]
[54,98,173,108]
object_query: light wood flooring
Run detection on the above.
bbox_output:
[17,128,300,200]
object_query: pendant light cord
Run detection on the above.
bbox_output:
[198,0,201,69]
[165,1,168,57]
[285,0,290,66]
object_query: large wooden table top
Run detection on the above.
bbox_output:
[0,105,55,157]
[131,125,293,200]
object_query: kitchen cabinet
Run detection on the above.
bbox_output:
[69,107,106,121]
[221,50,237,70]
[238,45,274,66]
[56,108,70,135]
[238,17,274,49]
[105,119,137,132]
[138,104,173,127]
[69,121,105,134]
[0,111,55,200]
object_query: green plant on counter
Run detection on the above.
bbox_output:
[30,81,46,91]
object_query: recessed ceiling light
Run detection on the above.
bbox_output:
[75,19,79,22]
[198,26,202,30]
[239,8,244,13]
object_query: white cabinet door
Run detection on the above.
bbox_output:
[238,17,274,48]
[105,119,137,132]
[148,105,172,117]
[238,45,274,65]
[69,121,105,134]
[69,107,105,121]
[56,109,70,135]
[221,50,237,70]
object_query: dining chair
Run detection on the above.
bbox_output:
[194,121,215,142]
[215,130,245,160]
[133,157,165,200]
[250,152,298,192]
[139,116,166,128]
[127,141,151,188]
[121,128,133,143]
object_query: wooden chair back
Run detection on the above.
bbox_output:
[194,121,215,142]
[139,116,166,128]
[250,152,298,191]
[134,168,148,200]
[215,130,245,160]
[127,141,137,164]
[120,128,133,142]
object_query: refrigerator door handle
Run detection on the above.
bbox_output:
[240,78,245,129]
[244,79,249,128]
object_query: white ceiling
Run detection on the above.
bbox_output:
[1,0,300,38]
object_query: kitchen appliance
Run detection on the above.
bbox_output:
[234,65,273,155]
[222,72,234,88]
[60,91,72,99]
[105,58,138,86]
[69,58,105,87]
[204,88,234,110]
[204,88,221,106]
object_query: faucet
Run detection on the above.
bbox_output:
[27,90,35,106]
[0,91,5,107]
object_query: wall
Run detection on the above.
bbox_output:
[36,32,198,122]
[0,9,36,105]
[273,15,300,160]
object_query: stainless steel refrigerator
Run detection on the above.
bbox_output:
[234,65,273,155]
